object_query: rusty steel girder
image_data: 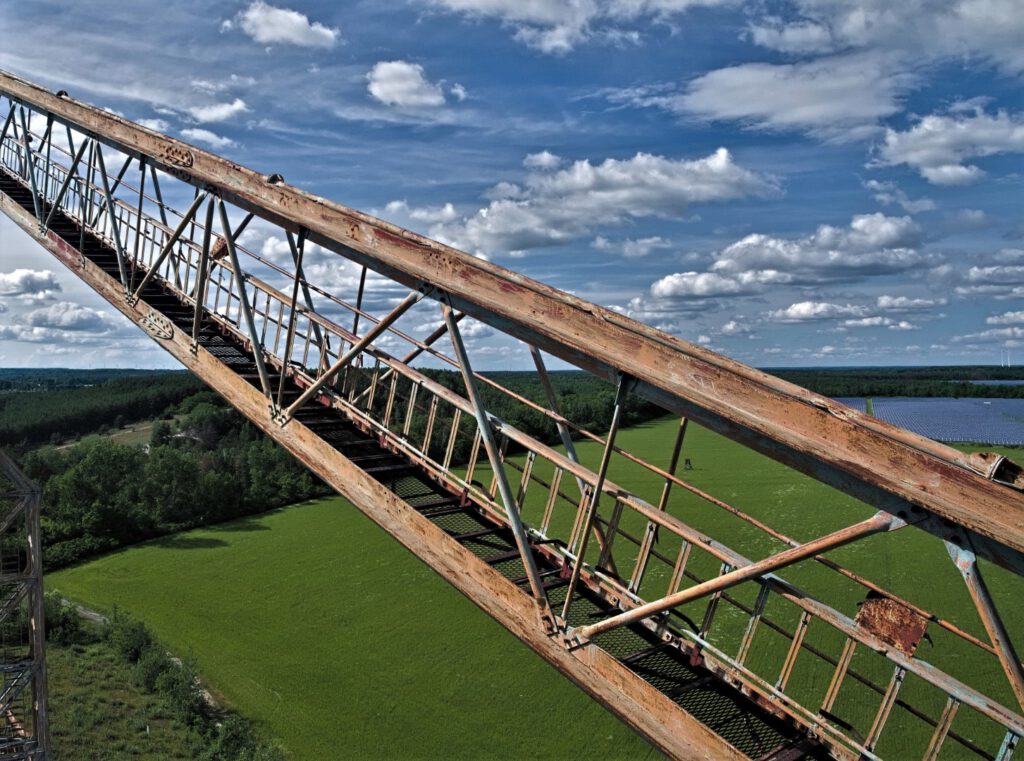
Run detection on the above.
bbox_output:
[2,68,1023,760]
[0,68,1019,576]
[0,192,744,761]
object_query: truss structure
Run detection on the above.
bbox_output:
[0,453,47,760]
[0,68,1021,759]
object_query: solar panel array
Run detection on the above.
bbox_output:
[832,397,1024,446]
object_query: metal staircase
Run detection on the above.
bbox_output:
[0,69,1022,759]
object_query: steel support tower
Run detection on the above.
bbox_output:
[0,453,48,759]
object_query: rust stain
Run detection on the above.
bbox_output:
[373,226,427,252]
[855,592,928,656]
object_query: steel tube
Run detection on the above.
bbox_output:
[576,512,902,641]
[443,304,550,612]
[218,198,273,398]
[530,345,620,574]
[131,190,207,301]
[94,146,129,288]
[948,541,1024,710]
[42,136,89,231]
[191,198,216,345]
[561,374,629,622]
[17,108,42,223]
[284,290,423,420]
[277,229,306,410]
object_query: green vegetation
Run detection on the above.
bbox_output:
[0,371,202,446]
[50,418,1024,760]
[772,365,1024,398]
[25,391,327,569]
[46,610,282,759]
[49,638,197,760]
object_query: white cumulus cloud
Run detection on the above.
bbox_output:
[677,55,912,140]
[0,269,61,297]
[432,147,776,256]
[188,98,249,123]
[646,213,927,302]
[523,150,563,170]
[874,106,1024,185]
[229,1,339,48]
[769,301,870,322]
[367,61,447,108]
[180,128,236,149]
[26,301,110,332]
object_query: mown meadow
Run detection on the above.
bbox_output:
[48,417,1024,760]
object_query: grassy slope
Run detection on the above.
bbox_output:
[49,418,1024,760]
[48,638,193,759]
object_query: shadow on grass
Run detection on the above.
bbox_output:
[153,535,229,550]
[208,516,271,533]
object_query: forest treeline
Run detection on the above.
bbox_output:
[771,366,1024,398]
[0,372,203,446]
[0,368,181,391]
[23,392,328,569]
[9,363,1024,570]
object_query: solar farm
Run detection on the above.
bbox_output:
[834,396,1024,445]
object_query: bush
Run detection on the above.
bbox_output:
[106,608,152,663]
[198,716,287,761]
[43,592,82,646]
[155,657,204,726]
[133,644,173,692]
[44,535,117,570]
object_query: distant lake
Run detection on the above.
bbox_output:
[832,397,1024,446]
[968,379,1024,386]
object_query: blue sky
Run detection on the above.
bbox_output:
[0,0,1022,369]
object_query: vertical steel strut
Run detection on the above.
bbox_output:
[444,304,551,616]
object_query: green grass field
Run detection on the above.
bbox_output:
[48,417,1024,760]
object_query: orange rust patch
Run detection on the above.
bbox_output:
[855,593,928,656]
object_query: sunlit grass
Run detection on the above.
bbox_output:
[48,417,1024,760]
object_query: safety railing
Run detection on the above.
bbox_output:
[1,88,1022,760]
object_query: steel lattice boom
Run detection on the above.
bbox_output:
[0,68,1022,759]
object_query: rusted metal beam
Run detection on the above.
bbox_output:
[282,290,423,421]
[576,511,905,641]
[131,190,207,302]
[2,69,1018,573]
[947,539,1024,711]
[443,304,551,616]
[4,194,743,761]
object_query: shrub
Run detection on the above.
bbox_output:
[198,716,287,761]
[43,592,82,646]
[106,608,152,663]
[133,645,173,692]
[44,535,117,569]
[155,657,204,726]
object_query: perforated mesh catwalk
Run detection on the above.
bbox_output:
[1,70,1022,759]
